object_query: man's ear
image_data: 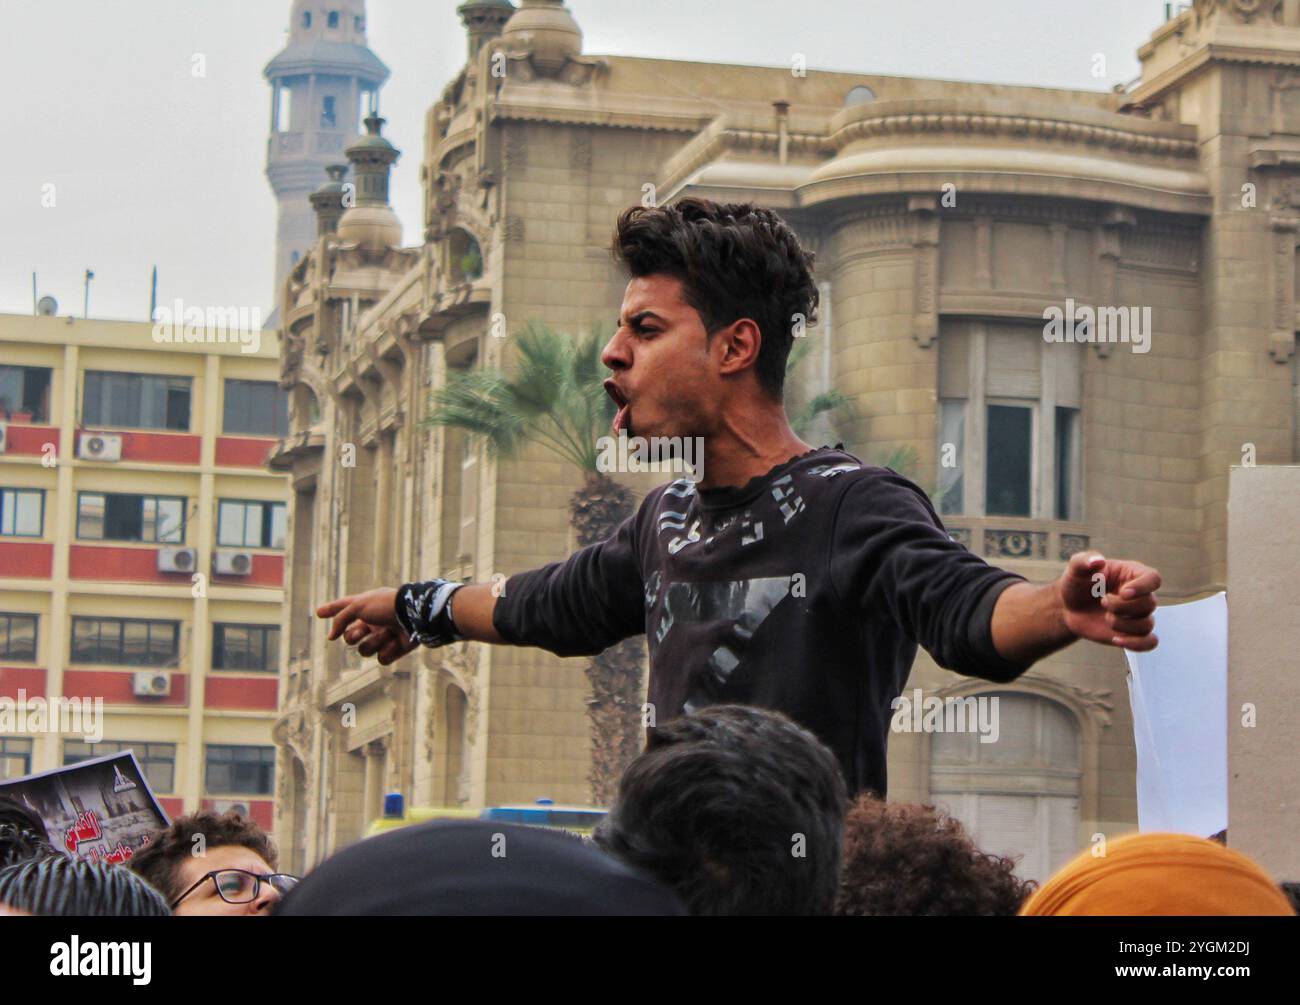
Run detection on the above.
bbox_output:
[715,318,762,378]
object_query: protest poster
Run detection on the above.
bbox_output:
[0,750,170,865]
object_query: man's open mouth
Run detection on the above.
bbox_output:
[604,379,632,436]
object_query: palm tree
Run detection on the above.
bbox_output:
[424,320,643,806]
[785,334,851,440]
[785,334,922,480]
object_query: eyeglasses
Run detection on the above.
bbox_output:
[171,868,300,908]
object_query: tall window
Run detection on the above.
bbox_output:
[327,10,339,28]
[0,613,37,662]
[986,403,1033,517]
[930,692,1082,883]
[0,364,52,423]
[1055,407,1081,521]
[217,500,286,549]
[0,488,44,537]
[321,95,336,129]
[83,371,191,431]
[71,617,179,667]
[205,745,275,795]
[222,380,288,437]
[76,492,185,543]
[936,321,1082,520]
[213,624,280,672]
[0,737,32,780]
[275,85,292,132]
[64,740,176,794]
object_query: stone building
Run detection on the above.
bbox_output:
[269,0,1300,879]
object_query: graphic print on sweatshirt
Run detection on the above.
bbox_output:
[644,460,863,713]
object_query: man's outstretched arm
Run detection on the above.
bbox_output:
[317,507,646,665]
[990,551,1161,667]
[316,584,504,666]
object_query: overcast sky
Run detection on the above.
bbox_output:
[0,0,1177,322]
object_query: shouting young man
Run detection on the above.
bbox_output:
[319,198,1160,797]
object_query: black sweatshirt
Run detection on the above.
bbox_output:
[493,446,1029,796]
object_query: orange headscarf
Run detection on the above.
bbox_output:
[1019,832,1295,916]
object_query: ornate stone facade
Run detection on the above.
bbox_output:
[269,2,1300,879]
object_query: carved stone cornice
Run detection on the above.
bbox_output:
[935,673,1116,730]
[657,120,829,198]
[488,96,706,135]
[828,112,1198,159]
[266,429,326,471]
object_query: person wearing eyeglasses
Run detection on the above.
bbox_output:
[130,810,298,916]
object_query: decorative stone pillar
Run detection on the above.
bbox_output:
[909,195,940,348]
[1268,215,1299,363]
[1094,207,1136,358]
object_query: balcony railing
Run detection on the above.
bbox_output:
[943,516,1090,565]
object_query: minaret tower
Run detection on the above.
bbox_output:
[264,0,389,290]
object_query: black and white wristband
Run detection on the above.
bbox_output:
[395,579,465,648]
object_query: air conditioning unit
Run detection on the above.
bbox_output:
[0,423,7,454]
[132,671,171,697]
[156,547,197,573]
[78,432,123,461]
[213,550,254,576]
[210,800,251,818]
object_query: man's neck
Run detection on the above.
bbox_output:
[696,408,814,490]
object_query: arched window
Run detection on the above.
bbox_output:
[929,691,1082,882]
[291,384,320,430]
[845,85,877,106]
[327,10,339,28]
[449,228,483,282]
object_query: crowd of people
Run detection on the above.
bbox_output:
[0,705,1295,916]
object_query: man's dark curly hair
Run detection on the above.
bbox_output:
[593,705,848,916]
[835,796,1035,916]
[611,197,818,400]
[128,811,277,904]
[0,795,54,869]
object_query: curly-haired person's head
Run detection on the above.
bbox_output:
[835,796,1035,916]
[129,811,280,915]
[602,199,817,446]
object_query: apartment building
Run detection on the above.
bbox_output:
[0,312,290,828]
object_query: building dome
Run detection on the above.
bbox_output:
[337,203,402,251]
[336,115,401,251]
[500,0,581,75]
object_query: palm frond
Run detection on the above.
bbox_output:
[424,320,616,473]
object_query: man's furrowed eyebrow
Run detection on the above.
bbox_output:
[621,310,667,326]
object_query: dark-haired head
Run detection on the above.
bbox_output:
[594,704,848,915]
[0,795,53,869]
[835,796,1035,916]
[602,199,817,448]
[0,854,171,917]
